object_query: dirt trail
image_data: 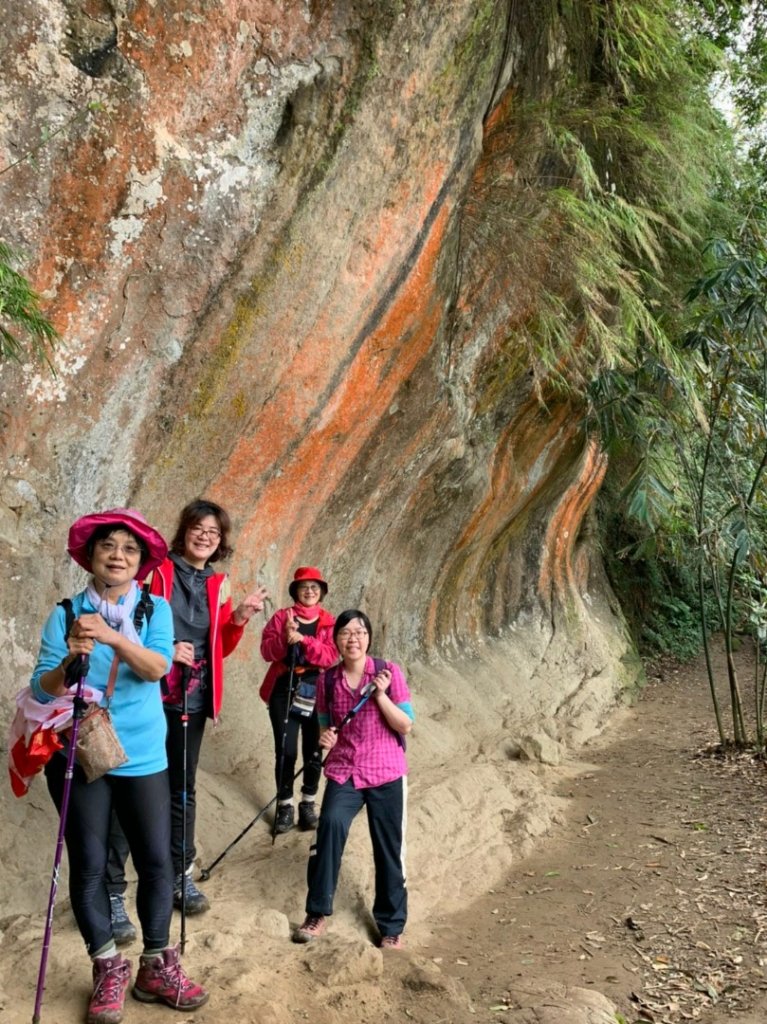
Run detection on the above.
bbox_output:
[4,647,767,1024]
[424,648,767,1024]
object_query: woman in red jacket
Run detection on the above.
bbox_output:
[260,568,337,834]
[108,499,267,936]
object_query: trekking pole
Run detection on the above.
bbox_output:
[271,643,299,845]
[200,763,302,880]
[200,680,376,880]
[32,654,89,1024]
[179,662,191,956]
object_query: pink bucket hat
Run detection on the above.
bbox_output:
[67,508,168,574]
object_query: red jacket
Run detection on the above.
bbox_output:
[259,605,337,703]
[148,558,245,721]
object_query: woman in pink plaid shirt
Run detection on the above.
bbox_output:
[293,609,414,949]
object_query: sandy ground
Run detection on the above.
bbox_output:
[3,644,767,1024]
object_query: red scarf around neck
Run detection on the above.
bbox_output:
[290,603,334,628]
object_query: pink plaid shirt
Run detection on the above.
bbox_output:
[318,656,411,788]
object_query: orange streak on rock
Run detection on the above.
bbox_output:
[233,197,451,582]
[483,89,515,137]
[463,402,574,553]
[422,397,580,645]
[537,437,608,606]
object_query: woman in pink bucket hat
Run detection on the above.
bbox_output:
[28,508,208,1023]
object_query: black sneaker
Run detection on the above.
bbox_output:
[274,803,295,834]
[108,892,137,946]
[173,872,210,915]
[298,801,318,831]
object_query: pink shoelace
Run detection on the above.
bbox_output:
[93,961,128,1006]
[158,959,197,1001]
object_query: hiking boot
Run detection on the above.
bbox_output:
[109,893,137,946]
[297,800,318,831]
[293,914,327,943]
[132,945,209,1010]
[380,934,404,950]
[173,872,210,915]
[87,953,131,1024]
[274,803,295,834]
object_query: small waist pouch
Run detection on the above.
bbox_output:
[290,678,318,719]
[162,660,206,704]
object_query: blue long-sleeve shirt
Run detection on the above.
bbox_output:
[30,588,174,776]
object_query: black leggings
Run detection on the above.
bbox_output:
[45,755,173,954]
[105,707,207,889]
[268,676,321,801]
[165,707,207,876]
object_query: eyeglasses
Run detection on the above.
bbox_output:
[189,525,221,540]
[94,539,142,559]
[336,629,368,640]
[297,583,321,592]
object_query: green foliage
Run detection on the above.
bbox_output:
[0,243,57,365]
[598,201,767,745]
[468,0,731,404]
[600,484,710,660]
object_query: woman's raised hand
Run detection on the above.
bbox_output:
[319,728,338,750]
[285,610,302,646]
[232,585,269,626]
[372,667,392,697]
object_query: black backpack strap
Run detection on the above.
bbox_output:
[132,582,154,631]
[58,598,75,639]
[57,598,80,686]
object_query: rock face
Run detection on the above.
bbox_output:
[0,0,639,932]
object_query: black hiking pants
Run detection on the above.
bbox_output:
[306,775,407,937]
[268,674,322,800]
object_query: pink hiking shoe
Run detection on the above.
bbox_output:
[380,934,404,949]
[293,914,327,943]
[87,953,132,1024]
[132,945,208,1010]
